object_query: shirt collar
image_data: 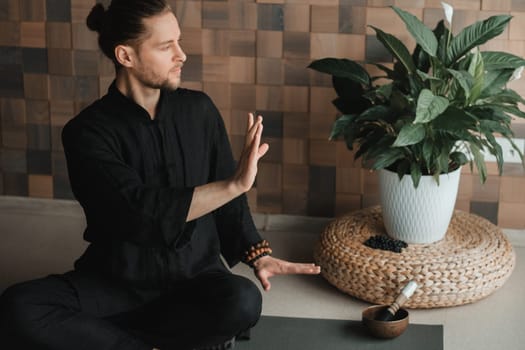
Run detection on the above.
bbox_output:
[102,80,169,123]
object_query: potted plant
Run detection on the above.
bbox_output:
[308,3,525,243]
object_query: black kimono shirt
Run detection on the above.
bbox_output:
[62,82,262,290]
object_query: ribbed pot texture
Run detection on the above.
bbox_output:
[378,167,461,244]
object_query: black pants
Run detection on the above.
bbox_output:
[0,270,262,350]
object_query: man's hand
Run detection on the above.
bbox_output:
[252,255,321,291]
[231,113,269,193]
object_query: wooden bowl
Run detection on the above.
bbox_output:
[362,305,409,339]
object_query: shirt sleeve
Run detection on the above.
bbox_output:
[62,116,194,248]
[205,100,264,267]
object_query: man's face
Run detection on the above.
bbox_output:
[130,11,186,91]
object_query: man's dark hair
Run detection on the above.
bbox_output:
[86,0,172,69]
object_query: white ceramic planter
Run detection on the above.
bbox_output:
[378,167,461,244]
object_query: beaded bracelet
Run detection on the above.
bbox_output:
[243,239,273,268]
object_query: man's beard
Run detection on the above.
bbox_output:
[140,69,181,91]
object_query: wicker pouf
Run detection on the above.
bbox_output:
[314,206,516,308]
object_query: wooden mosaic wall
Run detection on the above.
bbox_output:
[1,0,525,228]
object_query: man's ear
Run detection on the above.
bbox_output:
[114,45,135,68]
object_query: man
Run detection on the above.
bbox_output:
[0,1,320,349]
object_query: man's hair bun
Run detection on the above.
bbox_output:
[86,3,107,33]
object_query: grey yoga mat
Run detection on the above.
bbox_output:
[235,315,443,350]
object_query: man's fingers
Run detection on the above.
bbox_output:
[284,263,321,275]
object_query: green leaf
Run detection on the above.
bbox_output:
[370,26,417,73]
[447,15,512,65]
[410,163,422,188]
[468,50,485,105]
[450,152,469,166]
[470,143,487,184]
[393,123,426,147]
[415,89,450,123]
[391,6,438,57]
[481,51,525,70]
[371,148,405,170]
[481,69,514,97]
[447,69,472,102]
[308,58,371,86]
[329,114,355,140]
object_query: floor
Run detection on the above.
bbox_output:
[0,195,524,350]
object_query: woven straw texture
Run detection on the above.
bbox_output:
[314,206,516,308]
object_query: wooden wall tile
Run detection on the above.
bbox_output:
[282,86,308,112]
[256,85,283,111]
[425,0,481,10]
[335,193,362,216]
[310,139,336,166]
[203,82,231,109]
[203,56,230,82]
[0,21,20,46]
[27,124,51,150]
[257,4,284,31]
[368,0,395,6]
[49,75,75,100]
[310,86,337,114]
[229,30,256,56]
[283,32,310,59]
[24,73,48,99]
[457,172,473,200]
[0,65,24,98]
[202,29,230,56]
[180,28,202,55]
[283,138,308,164]
[50,100,73,127]
[470,201,498,224]
[74,49,99,76]
[229,56,255,83]
[257,57,284,85]
[2,172,28,196]
[257,162,283,193]
[336,167,363,194]
[256,31,283,58]
[25,100,49,124]
[20,0,46,21]
[48,48,73,75]
[229,1,257,30]
[258,111,282,137]
[339,6,367,34]
[336,141,361,168]
[22,47,48,73]
[311,6,339,33]
[482,0,511,11]
[500,176,525,203]
[309,112,335,140]
[283,164,309,190]
[71,0,94,23]
[27,149,51,173]
[202,1,229,29]
[283,4,310,32]
[183,54,203,82]
[498,202,525,228]
[46,22,71,48]
[283,112,309,138]
[231,83,256,110]
[2,149,27,173]
[46,0,72,22]
[472,175,501,202]
[510,12,525,41]
[72,22,98,50]
[261,137,282,162]
[75,76,99,102]
[0,0,20,21]
[283,190,308,215]
[310,33,366,60]
[20,21,45,47]
[28,174,53,198]
[512,0,525,11]
[284,58,310,86]
[173,0,202,28]
[1,98,27,148]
